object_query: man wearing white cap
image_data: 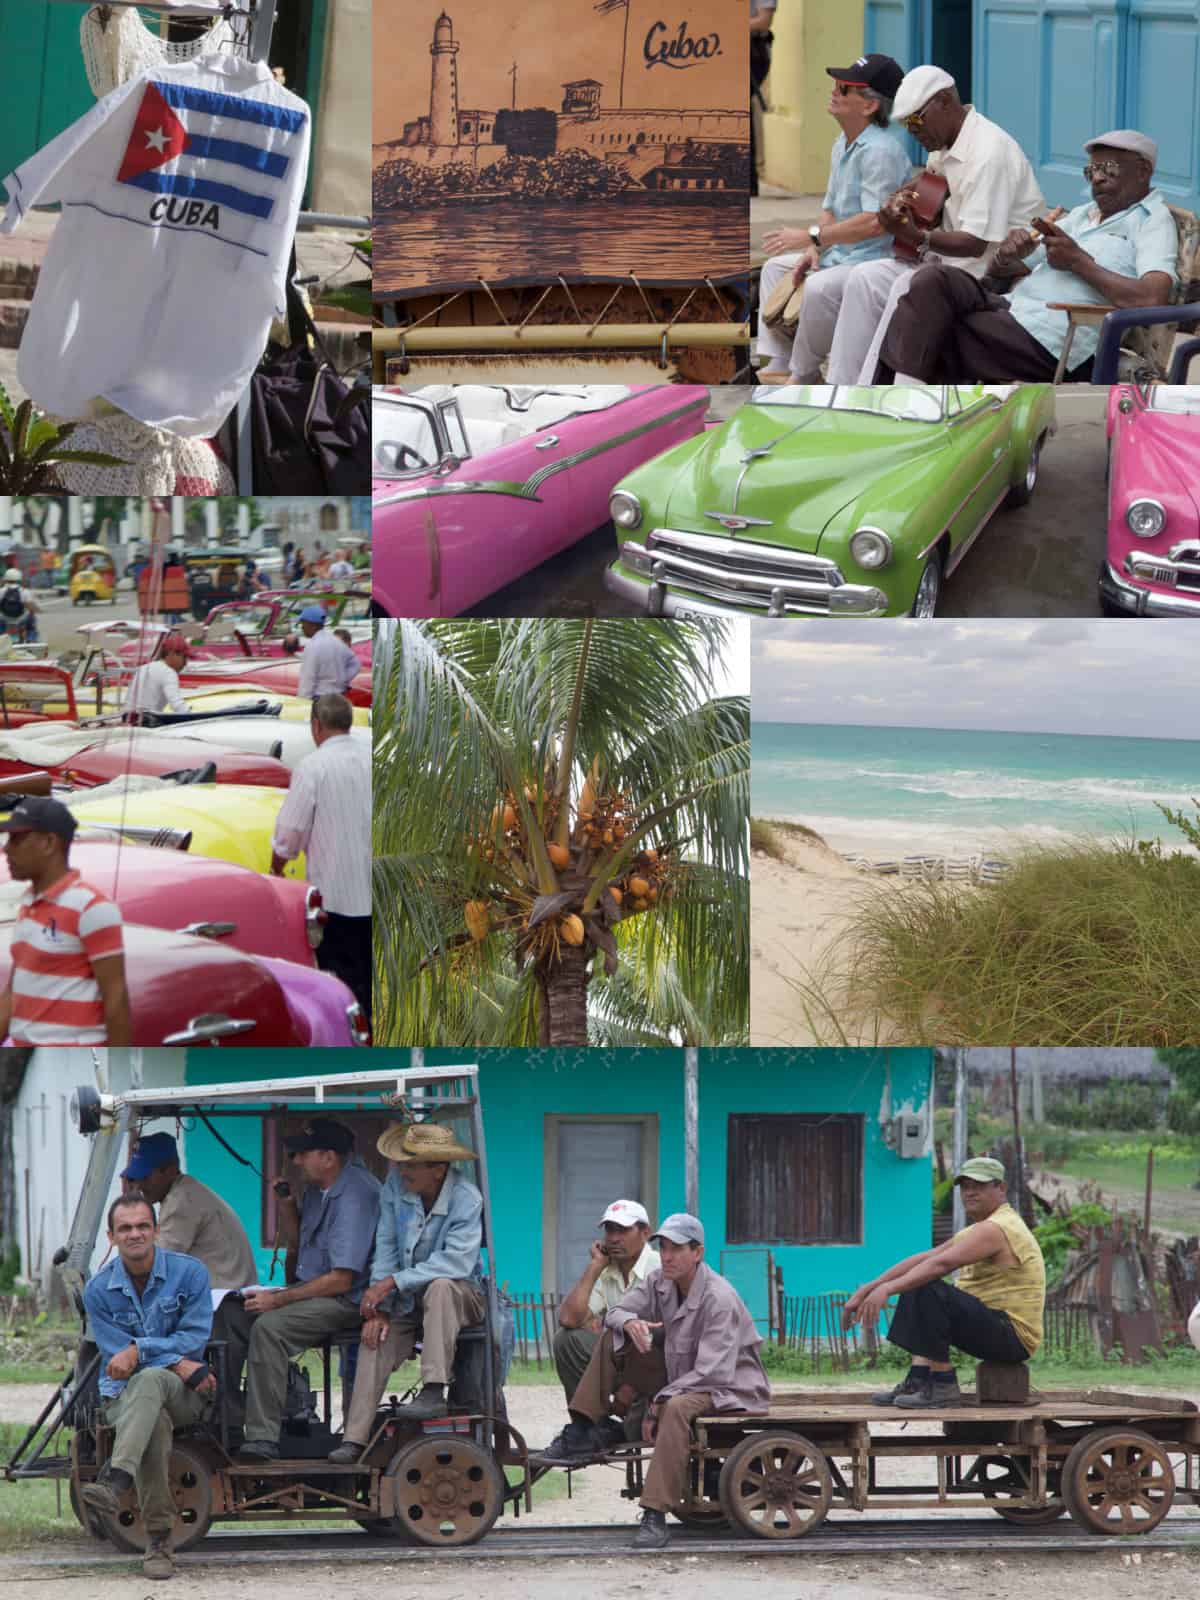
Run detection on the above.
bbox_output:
[0,566,38,643]
[537,1212,770,1550]
[880,130,1177,381]
[551,1198,659,1419]
[842,1157,1045,1409]
[825,67,1045,381]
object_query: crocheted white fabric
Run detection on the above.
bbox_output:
[51,413,233,495]
[80,5,246,98]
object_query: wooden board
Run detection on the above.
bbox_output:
[692,1389,1200,1427]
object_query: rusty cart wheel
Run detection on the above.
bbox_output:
[972,1454,1067,1524]
[384,1434,504,1547]
[717,1431,833,1540]
[68,1475,108,1540]
[1061,1427,1175,1535]
[96,1442,215,1553]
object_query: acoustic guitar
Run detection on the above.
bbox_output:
[891,171,950,262]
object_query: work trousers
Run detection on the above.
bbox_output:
[342,1278,487,1443]
[887,1279,1031,1366]
[317,912,373,1027]
[756,259,859,379]
[552,1325,599,1405]
[569,1329,716,1512]
[213,1294,361,1443]
[102,1367,208,1537]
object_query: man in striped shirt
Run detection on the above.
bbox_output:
[271,694,371,1025]
[0,796,130,1045]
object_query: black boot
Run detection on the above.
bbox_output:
[81,1463,134,1516]
[633,1507,670,1549]
[404,1383,449,1420]
[870,1368,925,1406]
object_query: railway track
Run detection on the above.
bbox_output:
[10,1515,1200,1568]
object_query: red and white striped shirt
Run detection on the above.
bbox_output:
[9,870,124,1044]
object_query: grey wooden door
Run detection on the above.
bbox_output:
[554,1121,645,1297]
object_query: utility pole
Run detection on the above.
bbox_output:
[508,61,517,109]
[952,1048,967,1234]
[1010,1046,1024,1221]
[684,1048,699,1216]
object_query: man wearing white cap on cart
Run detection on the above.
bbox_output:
[879,129,1177,382]
[551,1198,659,1421]
[824,65,1045,382]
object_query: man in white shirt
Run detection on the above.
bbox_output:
[0,567,38,641]
[270,693,371,1024]
[295,606,360,699]
[825,66,1045,381]
[543,1200,661,1455]
[123,634,190,719]
[328,557,355,582]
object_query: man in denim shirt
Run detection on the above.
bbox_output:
[81,1192,214,1580]
[215,1117,381,1462]
[329,1121,484,1460]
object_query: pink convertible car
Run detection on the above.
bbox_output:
[371,384,710,616]
[1100,385,1200,616]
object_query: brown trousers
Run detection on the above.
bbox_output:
[342,1277,486,1444]
[570,1328,713,1512]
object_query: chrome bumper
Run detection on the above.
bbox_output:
[606,530,890,618]
[1099,559,1200,617]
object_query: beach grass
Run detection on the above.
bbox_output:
[751,817,826,862]
[793,838,1200,1045]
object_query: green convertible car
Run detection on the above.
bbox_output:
[604,384,1057,618]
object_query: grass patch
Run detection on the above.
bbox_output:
[0,1422,87,1551]
[0,1364,68,1385]
[809,838,1200,1044]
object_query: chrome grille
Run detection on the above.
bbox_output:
[645,527,840,614]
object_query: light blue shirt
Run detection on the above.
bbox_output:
[296,1159,382,1304]
[1006,188,1179,364]
[84,1248,212,1399]
[820,123,913,267]
[369,1167,484,1318]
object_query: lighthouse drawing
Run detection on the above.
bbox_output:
[429,11,460,147]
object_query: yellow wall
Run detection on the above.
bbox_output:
[762,0,867,193]
[312,0,371,216]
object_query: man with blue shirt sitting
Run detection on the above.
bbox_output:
[329,1120,485,1460]
[81,1192,214,1581]
[878,129,1177,380]
[213,1117,381,1462]
[756,53,911,382]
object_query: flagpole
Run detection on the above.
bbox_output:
[619,0,628,109]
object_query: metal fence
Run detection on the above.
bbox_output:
[509,1292,565,1367]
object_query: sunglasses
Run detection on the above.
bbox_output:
[835,81,869,96]
[902,109,927,131]
[1083,160,1125,180]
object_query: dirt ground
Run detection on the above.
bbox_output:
[1033,1168,1200,1240]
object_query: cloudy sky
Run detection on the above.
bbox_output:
[752,621,1199,739]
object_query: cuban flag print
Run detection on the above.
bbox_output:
[117,79,307,225]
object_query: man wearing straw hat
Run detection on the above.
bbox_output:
[841,1156,1045,1409]
[328,1121,485,1460]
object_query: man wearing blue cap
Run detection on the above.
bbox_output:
[122,1131,256,1292]
[296,605,361,699]
[536,1212,769,1549]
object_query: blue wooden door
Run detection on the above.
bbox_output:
[972,0,1200,213]
[0,1,97,180]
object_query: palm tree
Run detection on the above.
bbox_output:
[374,617,749,1047]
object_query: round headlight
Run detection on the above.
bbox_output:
[1126,499,1165,539]
[610,491,643,531]
[849,527,893,570]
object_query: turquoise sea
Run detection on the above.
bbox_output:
[752,722,1200,857]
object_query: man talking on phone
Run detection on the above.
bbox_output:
[878,129,1177,381]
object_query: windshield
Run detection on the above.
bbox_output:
[749,384,962,423]
[1147,386,1200,417]
[373,399,441,475]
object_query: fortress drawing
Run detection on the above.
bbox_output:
[384,12,749,191]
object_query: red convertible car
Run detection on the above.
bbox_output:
[372,383,711,616]
[1100,384,1200,616]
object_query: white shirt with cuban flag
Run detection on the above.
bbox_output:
[0,55,309,438]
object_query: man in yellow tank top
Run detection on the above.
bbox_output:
[842,1156,1045,1408]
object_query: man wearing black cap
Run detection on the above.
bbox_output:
[212,1118,381,1461]
[0,796,129,1046]
[756,54,911,382]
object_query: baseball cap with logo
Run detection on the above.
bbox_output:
[651,1212,706,1247]
[121,1131,179,1180]
[954,1156,1006,1184]
[824,53,905,100]
[284,1117,354,1155]
[598,1198,650,1229]
[0,796,78,843]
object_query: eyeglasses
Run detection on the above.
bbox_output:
[835,81,868,96]
[902,109,926,132]
[1083,160,1124,181]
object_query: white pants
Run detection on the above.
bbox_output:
[825,256,917,383]
[756,259,860,380]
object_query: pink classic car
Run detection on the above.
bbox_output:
[1100,385,1200,616]
[371,383,711,616]
[134,590,373,664]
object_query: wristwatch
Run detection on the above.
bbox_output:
[914,230,932,259]
[808,223,822,249]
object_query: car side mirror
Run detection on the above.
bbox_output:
[436,455,462,476]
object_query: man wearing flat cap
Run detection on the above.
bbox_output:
[328,1121,485,1460]
[121,1131,256,1291]
[879,129,1177,381]
[842,1157,1045,1409]
[213,1118,381,1461]
[756,53,912,382]
[537,1212,769,1550]
[826,65,1045,381]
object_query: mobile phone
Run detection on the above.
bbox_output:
[273,1180,292,1199]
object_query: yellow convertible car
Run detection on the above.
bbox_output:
[67,783,307,879]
